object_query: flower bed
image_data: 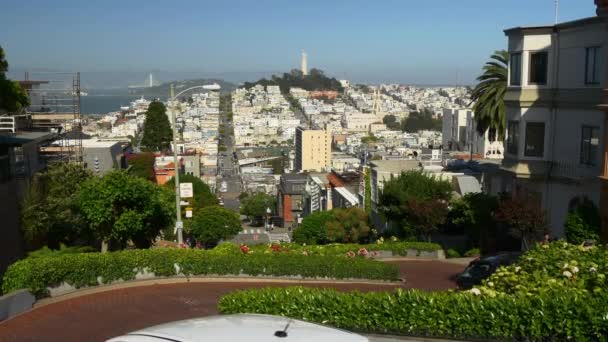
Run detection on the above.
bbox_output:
[2,248,399,298]
[218,286,608,341]
[243,241,443,258]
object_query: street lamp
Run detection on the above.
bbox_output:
[170,84,214,245]
[265,207,271,231]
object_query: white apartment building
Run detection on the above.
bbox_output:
[442,108,504,159]
[487,13,607,237]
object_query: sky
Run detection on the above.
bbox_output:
[0,0,598,86]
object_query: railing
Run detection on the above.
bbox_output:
[550,160,600,180]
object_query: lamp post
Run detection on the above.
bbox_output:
[170,84,213,245]
[265,207,271,231]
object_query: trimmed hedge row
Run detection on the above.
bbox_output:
[246,241,443,256]
[2,249,399,298]
[218,287,608,341]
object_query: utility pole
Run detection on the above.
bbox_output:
[171,83,183,245]
[554,0,559,24]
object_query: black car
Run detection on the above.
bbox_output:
[455,252,521,289]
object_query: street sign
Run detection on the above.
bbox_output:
[180,182,193,198]
[185,207,193,218]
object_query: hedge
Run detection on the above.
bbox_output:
[246,241,442,256]
[218,287,608,341]
[2,248,399,298]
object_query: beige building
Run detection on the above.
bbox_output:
[295,126,332,172]
[486,7,607,238]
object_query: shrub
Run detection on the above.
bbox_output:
[218,287,608,341]
[244,241,443,257]
[463,248,480,257]
[479,241,608,296]
[2,249,399,298]
[292,211,334,244]
[190,206,242,248]
[564,199,601,244]
[445,249,461,258]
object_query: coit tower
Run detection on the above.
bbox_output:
[301,51,308,76]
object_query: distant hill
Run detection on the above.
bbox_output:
[128,78,237,97]
[242,69,343,94]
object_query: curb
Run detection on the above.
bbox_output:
[34,277,404,308]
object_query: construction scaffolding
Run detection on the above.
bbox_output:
[22,71,83,164]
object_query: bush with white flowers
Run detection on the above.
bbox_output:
[479,241,607,296]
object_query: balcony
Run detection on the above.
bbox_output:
[550,160,601,181]
[500,156,551,179]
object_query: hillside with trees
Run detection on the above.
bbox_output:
[242,69,343,94]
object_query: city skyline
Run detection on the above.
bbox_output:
[0,0,597,85]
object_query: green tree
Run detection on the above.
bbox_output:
[471,50,508,140]
[400,109,441,133]
[76,171,175,251]
[0,46,29,113]
[449,193,499,247]
[271,158,284,175]
[190,206,241,248]
[382,114,401,130]
[21,163,93,249]
[364,167,372,215]
[127,152,156,181]
[240,192,276,223]
[325,208,370,243]
[379,171,452,238]
[293,211,334,244]
[164,174,217,211]
[141,101,173,152]
[564,198,601,244]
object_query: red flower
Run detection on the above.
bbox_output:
[240,245,249,254]
[371,251,378,257]
[357,248,369,256]
[195,241,202,249]
[270,244,282,252]
[346,251,356,258]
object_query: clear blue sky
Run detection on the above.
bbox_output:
[0,0,597,84]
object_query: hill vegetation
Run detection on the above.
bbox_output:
[242,68,343,94]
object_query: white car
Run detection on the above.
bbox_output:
[106,314,368,342]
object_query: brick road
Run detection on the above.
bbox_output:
[0,260,463,342]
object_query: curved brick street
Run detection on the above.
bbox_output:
[0,260,463,342]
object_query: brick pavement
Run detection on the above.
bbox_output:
[0,260,463,342]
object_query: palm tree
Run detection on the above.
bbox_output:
[470,50,508,140]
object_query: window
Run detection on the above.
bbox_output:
[585,47,601,85]
[580,126,600,166]
[510,53,522,86]
[506,121,519,155]
[529,51,548,85]
[524,122,545,157]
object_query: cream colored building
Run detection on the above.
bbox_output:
[295,126,332,172]
[487,11,607,238]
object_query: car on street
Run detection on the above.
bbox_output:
[106,314,369,342]
[455,252,521,290]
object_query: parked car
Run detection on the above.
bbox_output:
[455,252,521,290]
[106,314,368,342]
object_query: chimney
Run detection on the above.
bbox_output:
[597,0,608,16]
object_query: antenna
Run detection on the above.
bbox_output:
[554,0,559,24]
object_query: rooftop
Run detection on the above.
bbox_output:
[370,159,421,174]
[504,15,603,35]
